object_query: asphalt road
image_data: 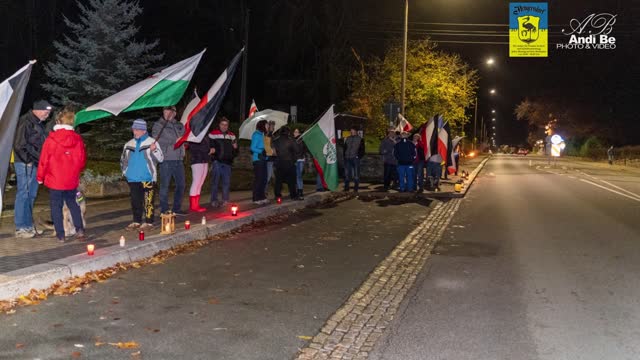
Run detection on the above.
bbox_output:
[371,155,640,360]
[0,196,432,360]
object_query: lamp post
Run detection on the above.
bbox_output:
[400,0,409,115]
[472,58,496,151]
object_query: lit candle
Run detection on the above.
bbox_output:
[201,216,206,225]
[119,236,125,247]
[276,197,282,204]
[185,220,191,230]
[164,222,171,233]
[139,230,145,241]
[231,205,238,216]
[87,244,95,256]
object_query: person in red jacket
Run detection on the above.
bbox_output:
[36,107,87,243]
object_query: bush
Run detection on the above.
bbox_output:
[579,136,606,159]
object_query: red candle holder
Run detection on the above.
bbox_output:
[139,230,145,241]
[87,244,95,256]
[276,197,282,204]
[185,220,191,230]
[231,205,238,216]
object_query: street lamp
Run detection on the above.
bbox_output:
[486,58,495,66]
[490,88,496,95]
[491,109,496,114]
[492,118,496,122]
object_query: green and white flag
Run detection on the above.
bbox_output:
[302,105,338,191]
[75,49,205,126]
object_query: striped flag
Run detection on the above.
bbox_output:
[450,136,463,175]
[437,119,450,165]
[0,61,34,215]
[248,99,258,118]
[75,50,205,126]
[420,116,437,159]
[175,49,243,148]
[395,113,413,133]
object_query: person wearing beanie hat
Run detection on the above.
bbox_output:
[152,106,186,215]
[12,99,53,238]
[121,119,164,231]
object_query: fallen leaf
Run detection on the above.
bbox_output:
[71,351,81,358]
[108,341,139,349]
[95,342,106,347]
[131,350,141,358]
[15,343,25,349]
[207,298,220,305]
[297,335,313,340]
[74,344,85,348]
[52,323,63,328]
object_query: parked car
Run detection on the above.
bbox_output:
[517,148,529,155]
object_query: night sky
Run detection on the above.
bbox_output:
[1,0,638,145]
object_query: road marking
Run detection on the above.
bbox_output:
[580,179,640,202]
[578,170,640,201]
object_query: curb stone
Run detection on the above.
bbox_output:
[0,192,336,301]
[295,175,476,359]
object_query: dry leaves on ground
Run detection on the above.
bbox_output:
[109,341,140,349]
[0,211,298,315]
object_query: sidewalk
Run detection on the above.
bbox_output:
[0,156,488,298]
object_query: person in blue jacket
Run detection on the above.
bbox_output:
[251,120,269,204]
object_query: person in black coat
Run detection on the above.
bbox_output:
[272,127,300,200]
[394,132,417,192]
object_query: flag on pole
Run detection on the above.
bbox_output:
[420,116,437,159]
[75,50,206,126]
[180,89,200,125]
[301,105,338,191]
[175,49,243,148]
[395,113,413,133]
[0,61,35,215]
[248,99,258,118]
[437,119,452,171]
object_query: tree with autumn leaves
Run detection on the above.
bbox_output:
[346,40,479,138]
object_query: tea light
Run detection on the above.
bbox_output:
[201,216,207,225]
[185,220,191,230]
[119,236,125,247]
[231,205,238,216]
[276,197,282,204]
[139,230,145,241]
[87,244,95,256]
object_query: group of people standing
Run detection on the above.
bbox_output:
[380,127,452,193]
[121,106,239,230]
[10,101,240,240]
[249,120,307,204]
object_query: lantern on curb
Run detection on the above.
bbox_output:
[139,230,145,241]
[231,205,239,216]
[87,244,95,256]
[276,197,282,204]
[185,220,191,230]
[201,216,207,225]
[161,211,176,235]
[454,183,463,192]
[119,236,126,247]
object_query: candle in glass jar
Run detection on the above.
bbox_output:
[119,236,125,247]
[139,230,145,241]
[87,244,95,256]
[201,216,206,225]
[185,220,191,230]
[164,222,171,233]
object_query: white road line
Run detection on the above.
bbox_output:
[579,170,640,201]
[580,179,640,202]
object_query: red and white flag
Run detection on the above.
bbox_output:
[395,113,413,133]
[174,49,243,149]
[248,99,258,118]
[420,116,437,159]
